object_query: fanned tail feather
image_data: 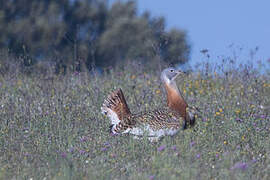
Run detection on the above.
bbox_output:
[101,88,131,126]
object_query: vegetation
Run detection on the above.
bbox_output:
[0,52,269,179]
[0,0,190,71]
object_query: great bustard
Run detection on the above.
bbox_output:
[101,67,198,142]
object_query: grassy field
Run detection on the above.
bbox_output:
[0,60,269,179]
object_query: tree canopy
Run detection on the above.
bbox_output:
[0,0,191,71]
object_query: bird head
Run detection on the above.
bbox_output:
[161,67,186,84]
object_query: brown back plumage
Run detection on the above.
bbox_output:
[102,88,131,120]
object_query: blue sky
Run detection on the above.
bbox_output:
[136,0,270,67]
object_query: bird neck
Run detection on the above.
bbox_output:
[164,81,188,117]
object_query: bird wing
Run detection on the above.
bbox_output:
[133,108,184,130]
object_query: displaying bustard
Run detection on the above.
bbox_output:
[101,67,198,142]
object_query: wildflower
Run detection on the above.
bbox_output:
[79,150,86,155]
[235,109,241,114]
[190,141,196,147]
[171,145,177,151]
[260,115,266,119]
[250,104,255,108]
[235,118,243,122]
[224,140,227,145]
[101,147,108,152]
[155,89,161,94]
[251,158,257,163]
[231,162,248,170]
[183,89,187,94]
[60,152,67,158]
[17,80,23,86]
[196,153,201,159]
[241,136,245,141]
[215,112,221,116]
[131,75,136,80]
[157,145,166,152]
[110,153,117,158]
[219,108,223,112]
[69,147,74,153]
[149,175,155,180]
[80,136,87,142]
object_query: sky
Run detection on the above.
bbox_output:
[135,0,270,68]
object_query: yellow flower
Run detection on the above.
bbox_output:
[215,112,221,116]
[17,80,22,86]
[224,140,227,145]
[155,89,161,94]
[241,136,245,140]
[131,75,136,80]
[250,104,255,108]
[235,109,241,114]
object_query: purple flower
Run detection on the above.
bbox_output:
[149,175,155,180]
[251,158,257,163]
[80,136,87,142]
[157,145,166,152]
[101,147,108,152]
[190,141,196,147]
[60,152,67,158]
[196,153,201,159]
[69,147,75,153]
[231,162,248,170]
[110,153,117,158]
[171,145,177,151]
[260,115,266,119]
[235,118,243,122]
[79,150,86,155]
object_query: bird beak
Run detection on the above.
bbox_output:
[177,70,186,76]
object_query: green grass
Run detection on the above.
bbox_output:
[0,62,269,179]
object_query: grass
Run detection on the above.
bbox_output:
[0,59,269,179]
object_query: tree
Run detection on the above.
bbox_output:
[0,0,191,72]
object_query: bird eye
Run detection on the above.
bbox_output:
[170,69,174,72]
